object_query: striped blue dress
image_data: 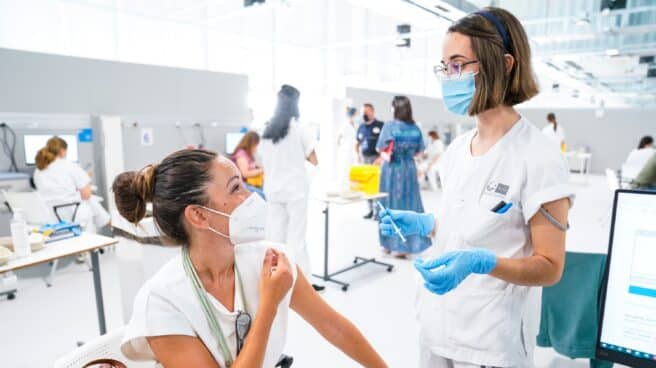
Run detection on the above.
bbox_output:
[376,120,432,253]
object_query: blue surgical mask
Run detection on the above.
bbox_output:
[441,72,477,116]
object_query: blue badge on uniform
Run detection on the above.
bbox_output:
[78,128,93,143]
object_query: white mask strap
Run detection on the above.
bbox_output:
[207,225,229,239]
[200,205,230,218]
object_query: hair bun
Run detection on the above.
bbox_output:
[112,164,157,224]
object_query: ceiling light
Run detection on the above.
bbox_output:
[605,48,620,56]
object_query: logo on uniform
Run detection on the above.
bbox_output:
[373,127,381,134]
[485,181,509,196]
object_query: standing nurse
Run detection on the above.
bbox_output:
[380,8,573,368]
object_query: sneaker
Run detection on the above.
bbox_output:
[363,211,374,219]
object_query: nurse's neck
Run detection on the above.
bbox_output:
[471,105,521,156]
[188,233,235,284]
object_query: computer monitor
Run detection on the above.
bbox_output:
[23,134,78,165]
[225,132,244,155]
[598,189,656,368]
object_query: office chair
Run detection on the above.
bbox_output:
[53,327,155,368]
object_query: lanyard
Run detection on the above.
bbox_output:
[182,247,247,367]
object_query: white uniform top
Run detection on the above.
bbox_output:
[425,139,445,161]
[33,158,90,204]
[541,123,565,150]
[259,120,317,203]
[121,241,297,368]
[623,147,656,178]
[419,117,574,367]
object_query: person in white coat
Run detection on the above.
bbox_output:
[33,136,110,232]
[336,106,359,191]
[380,8,573,368]
[112,149,387,367]
[418,130,445,191]
[259,85,324,291]
[622,135,654,180]
[541,112,566,152]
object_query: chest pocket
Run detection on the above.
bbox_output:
[462,193,524,250]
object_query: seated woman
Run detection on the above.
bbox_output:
[113,149,387,368]
[231,131,265,199]
[33,136,110,232]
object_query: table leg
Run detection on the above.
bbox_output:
[91,249,107,335]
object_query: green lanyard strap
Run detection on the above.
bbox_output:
[182,247,247,367]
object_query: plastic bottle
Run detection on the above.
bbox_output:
[10,209,31,258]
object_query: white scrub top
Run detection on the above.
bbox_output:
[419,117,574,367]
[121,241,297,368]
[33,158,90,204]
[259,119,317,203]
[623,147,655,178]
[425,139,445,161]
[541,123,565,150]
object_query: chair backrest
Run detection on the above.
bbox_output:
[53,327,155,368]
[605,169,620,191]
[1,190,55,225]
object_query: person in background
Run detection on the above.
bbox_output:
[417,130,445,191]
[113,149,387,368]
[377,96,431,259]
[623,135,654,179]
[541,112,566,152]
[633,152,656,190]
[34,136,110,233]
[231,131,265,199]
[356,103,384,219]
[259,85,324,291]
[336,106,359,191]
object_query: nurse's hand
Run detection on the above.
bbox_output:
[414,249,497,295]
[379,209,435,237]
[259,248,294,307]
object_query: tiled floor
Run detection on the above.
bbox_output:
[0,174,627,367]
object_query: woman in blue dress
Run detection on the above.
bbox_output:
[376,96,432,258]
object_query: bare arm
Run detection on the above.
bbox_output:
[79,184,92,200]
[489,198,569,286]
[147,335,220,368]
[235,156,263,178]
[307,150,318,166]
[290,267,387,368]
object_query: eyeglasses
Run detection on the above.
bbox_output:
[433,60,479,79]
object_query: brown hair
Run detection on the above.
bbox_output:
[112,149,218,245]
[547,112,558,131]
[35,136,68,170]
[392,96,415,124]
[448,7,539,115]
[428,130,440,140]
[232,131,260,157]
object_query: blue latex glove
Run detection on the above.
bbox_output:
[414,249,497,295]
[379,209,435,238]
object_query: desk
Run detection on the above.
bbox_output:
[0,233,118,334]
[311,193,394,291]
[565,151,592,177]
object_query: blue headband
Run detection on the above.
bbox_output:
[475,10,512,53]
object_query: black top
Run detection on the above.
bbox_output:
[356,119,384,156]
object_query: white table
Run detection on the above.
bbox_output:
[0,233,118,334]
[311,193,394,291]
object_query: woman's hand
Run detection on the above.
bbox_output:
[415,249,497,295]
[259,248,294,308]
[379,209,435,237]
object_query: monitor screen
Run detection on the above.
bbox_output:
[598,190,656,367]
[23,134,79,165]
[225,132,244,155]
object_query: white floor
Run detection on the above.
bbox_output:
[0,174,625,367]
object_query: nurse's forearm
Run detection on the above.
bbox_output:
[232,303,276,368]
[490,254,563,286]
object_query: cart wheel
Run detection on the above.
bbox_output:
[7,293,15,300]
[387,266,394,272]
[353,258,358,264]
[341,285,349,292]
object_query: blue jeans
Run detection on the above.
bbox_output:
[245,183,266,199]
